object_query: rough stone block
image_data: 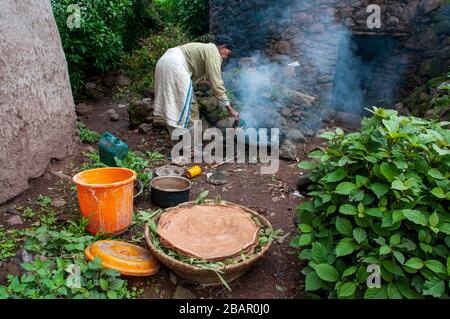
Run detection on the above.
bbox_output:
[0,0,77,204]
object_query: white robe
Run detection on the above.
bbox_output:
[154,47,193,128]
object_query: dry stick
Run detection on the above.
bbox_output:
[211,158,234,169]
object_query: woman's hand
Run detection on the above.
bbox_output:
[226,105,240,122]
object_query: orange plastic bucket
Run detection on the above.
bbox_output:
[73,167,137,236]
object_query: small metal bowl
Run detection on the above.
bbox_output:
[154,165,185,177]
[150,176,191,208]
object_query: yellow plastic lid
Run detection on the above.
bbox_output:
[85,240,160,276]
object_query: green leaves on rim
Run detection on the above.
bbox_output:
[195,190,209,204]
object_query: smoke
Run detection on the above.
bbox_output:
[331,34,403,113]
[223,52,295,131]
[220,1,406,132]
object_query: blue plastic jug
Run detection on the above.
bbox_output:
[99,132,128,167]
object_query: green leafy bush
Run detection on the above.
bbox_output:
[51,0,159,95]
[121,25,190,94]
[155,0,209,36]
[292,107,450,299]
[122,0,164,50]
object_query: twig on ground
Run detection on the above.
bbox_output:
[210,158,234,169]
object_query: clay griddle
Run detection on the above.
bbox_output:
[157,204,260,261]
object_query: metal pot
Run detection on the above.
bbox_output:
[150,176,191,208]
[134,180,144,199]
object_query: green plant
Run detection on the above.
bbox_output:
[195,190,209,204]
[175,0,209,36]
[0,219,137,299]
[1,256,127,299]
[116,286,144,299]
[154,0,209,36]
[51,0,159,95]
[121,25,190,94]
[22,207,37,219]
[153,0,178,23]
[20,223,95,257]
[431,82,449,109]
[292,107,450,299]
[39,214,58,227]
[146,151,166,162]
[81,150,153,187]
[115,151,153,187]
[0,228,20,261]
[37,195,51,208]
[133,210,162,228]
[77,121,101,144]
[81,151,106,171]
[122,0,164,50]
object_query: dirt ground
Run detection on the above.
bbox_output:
[0,93,333,299]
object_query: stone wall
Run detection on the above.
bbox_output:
[210,0,449,109]
[0,0,78,203]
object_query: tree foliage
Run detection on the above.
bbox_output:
[155,0,209,36]
[51,0,160,95]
